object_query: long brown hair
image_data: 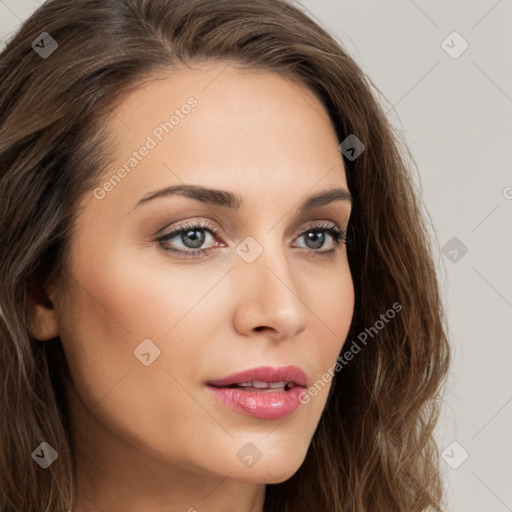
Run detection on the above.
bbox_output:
[0,0,450,510]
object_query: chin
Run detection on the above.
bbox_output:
[226,440,309,485]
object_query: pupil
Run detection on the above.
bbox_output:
[182,229,205,249]
[306,231,324,249]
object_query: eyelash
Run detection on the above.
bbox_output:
[156,219,349,260]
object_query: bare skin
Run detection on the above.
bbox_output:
[29,62,354,512]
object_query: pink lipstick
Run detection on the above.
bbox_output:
[205,365,308,420]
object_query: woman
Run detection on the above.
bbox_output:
[0,0,450,510]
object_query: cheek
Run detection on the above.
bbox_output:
[300,265,354,403]
[59,243,223,376]
[314,263,354,351]
[57,244,233,423]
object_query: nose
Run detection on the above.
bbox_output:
[231,239,309,341]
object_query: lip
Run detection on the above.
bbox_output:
[207,365,308,388]
[205,365,308,420]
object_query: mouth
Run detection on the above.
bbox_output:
[205,365,308,420]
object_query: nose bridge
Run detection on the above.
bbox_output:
[232,230,309,336]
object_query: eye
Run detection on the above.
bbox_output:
[156,219,349,259]
[156,219,221,259]
[293,222,348,253]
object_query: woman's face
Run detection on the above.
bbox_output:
[40,62,354,489]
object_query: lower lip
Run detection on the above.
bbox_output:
[205,385,306,420]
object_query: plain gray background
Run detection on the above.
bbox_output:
[1,1,511,511]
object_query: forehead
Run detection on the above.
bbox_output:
[87,62,348,216]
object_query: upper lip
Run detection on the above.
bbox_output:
[207,365,308,388]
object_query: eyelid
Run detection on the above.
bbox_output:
[157,219,222,245]
[292,220,338,237]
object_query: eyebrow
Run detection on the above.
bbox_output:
[132,184,352,213]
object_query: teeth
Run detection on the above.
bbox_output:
[236,380,292,389]
[253,380,270,389]
[269,381,289,388]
